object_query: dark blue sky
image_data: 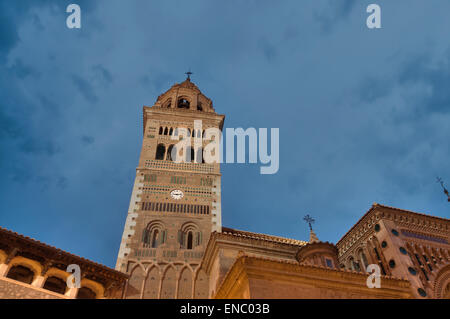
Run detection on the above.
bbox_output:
[1,0,449,268]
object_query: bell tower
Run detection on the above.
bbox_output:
[116,76,225,299]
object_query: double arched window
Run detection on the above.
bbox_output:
[178,223,202,250]
[142,221,167,248]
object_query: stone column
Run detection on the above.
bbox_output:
[32,275,45,288]
[0,264,8,277]
[65,287,79,299]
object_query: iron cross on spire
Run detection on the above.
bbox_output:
[437,177,450,202]
[185,70,193,80]
[303,214,315,231]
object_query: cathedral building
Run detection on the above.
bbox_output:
[0,78,449,299]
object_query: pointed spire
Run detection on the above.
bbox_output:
[303,214,320,243]
[309,229,319,243]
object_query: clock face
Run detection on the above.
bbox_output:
[170,189,184,200]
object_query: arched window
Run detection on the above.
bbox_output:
[155,144,165,160]
[77,287,97,299]
[187,231,193,250]
[43,276,67,295]
[197,103,203,111]
[142,222,167,248]
[178,98,190,109]
[151,229,159,248]
[159,127,163,135]
[167,145,175,161]
[164,127,168,135]
[178,223,202,249]
[7,265,34,284]
[163,99,172,108]
[169,128,173,136]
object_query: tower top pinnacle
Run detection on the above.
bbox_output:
[303,214,319,243]
[185,70,193,81]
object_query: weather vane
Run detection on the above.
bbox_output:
[303,214,315,231]
[437,177,450,202]
[185,70,193,80]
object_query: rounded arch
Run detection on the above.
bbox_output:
[433,263,450,299]
[44,267,70,282]
[180,221,199,233]
[177,97,190,109]
[179,222,202,250]
[80,278,104,299]
[43,267,71,296]
[163,98,172,108]
[142,220,167,248]
[7,256,42,280]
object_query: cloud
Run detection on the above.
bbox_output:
[314,0,358,34]
[81,135,95,145]
[71,74,99,104]
[93,64,113,85]
[398,53,450,115]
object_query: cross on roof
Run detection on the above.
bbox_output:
[185,70,193,80]
[303,214,315,231]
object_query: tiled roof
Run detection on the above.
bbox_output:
[0,226,128,279]
[221,227,307,246]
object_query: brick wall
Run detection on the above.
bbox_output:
[0,277,65,299]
